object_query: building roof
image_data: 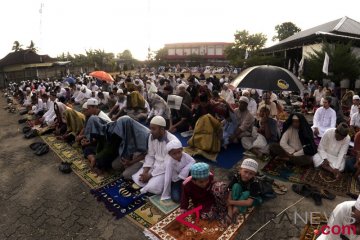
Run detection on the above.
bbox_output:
[266,16,360,51]
[0,50,54,68]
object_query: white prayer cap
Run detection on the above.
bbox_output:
[224,83,229,87]
[239,96,249,104]
[80,86,86,91]
[177,83,186,89]
[355,195,360,211]
[250,89,256,95]
[353,95,360,100]
[82,102,88,109]
[242,90,250,96]
[86,98,99,106]
[166,140,183,153]
[240,158,258,173]
[292,115,299,120]
[150,116,166,127]
[26,87,31,91]
[117,89,124,94]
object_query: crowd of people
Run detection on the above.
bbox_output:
[4,71,360,230]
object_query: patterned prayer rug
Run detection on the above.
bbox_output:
[149,195,179,215]
[126,201,166,229]
[261,157,307,183]
[302,168,358,197]
[144,208,254,240]
[41,134,122,189]
[299,213,327,240]
[91,178,147,219]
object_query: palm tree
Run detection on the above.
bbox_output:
[27,40,38,52]
[12,41,23,52]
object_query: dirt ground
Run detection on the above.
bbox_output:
[0,95,350,240]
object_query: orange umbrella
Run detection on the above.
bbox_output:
[89,71,114,82]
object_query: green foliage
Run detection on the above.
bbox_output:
[27,40,38,52]
[12,41,23,52]
[238,55,283,68]
[303,42,360,84]
[272,22,301,41]
[225,30,268,66]
[117,49,133,60]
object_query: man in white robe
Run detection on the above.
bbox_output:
[313,123,350,179]
[242,90,257,116]
[220,83,235,104]
[317,195,360,240]
[351,95,360,117]
[312,96,336,137]
[74,86,92,104]
[161,140,195,202]
[40,92,57,126]
[132,116,178,195]
[351,106,360,129]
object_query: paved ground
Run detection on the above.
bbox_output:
[0,95,350,240]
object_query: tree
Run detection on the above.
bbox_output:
[154,47,168,64]
[12,41,23,52]
[225,30,267,66]
[117,49,133,60]
[272,22,301,41]
[27,40,38,52]
[303,42,360,84]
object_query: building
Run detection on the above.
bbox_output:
[164,42,232,65]
[263,16,360,74]
[0,50,72,87]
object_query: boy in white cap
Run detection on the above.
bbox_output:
[84,98,112,122]
[227,158,262,223]
[316,195,360,240]
[132,116,178,194]
[161,140,195,202]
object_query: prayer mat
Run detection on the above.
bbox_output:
[144,207,254,240]
[261,157,307,183]
[175,133,244,169]
[41,134,123,189]
[91,178,147,219]
[126,201,166,229]
[302,168,357,197]
[149,195,179,215]
[299,213,327,240]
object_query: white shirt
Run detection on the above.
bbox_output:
[33,98,45,114]
[350,104,359,117]
[247,97,257,116]
[161,152,195,200]
[97,111,112,122]
[280,127,304,156]
[142,132,178,177]
[56,88,67,98]
[350,112,360,128]
[220,89,235,104]
[316,128,350,171]
[312,107,336,137]
[317,201,358,240]
[116,99,127,110]
[313,89,325,103]
[97,92,110,105]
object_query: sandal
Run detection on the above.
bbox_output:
[29,142,45,151]
[292,184,312,197]
[59,162,72,174]
[317,189,336,200]
[35,144,49,156]
[24,130,37,139]
[311,192,323,206]
[273,182,288,194]
[23,126,32,134]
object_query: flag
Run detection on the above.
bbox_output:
[36,69,39,78]
[80,67,83,74]
[288,59,291,70]
[322,52,329,75]
[244,50,249,60]
[298,57,304,72]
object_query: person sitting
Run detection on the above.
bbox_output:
[168,96,192,134]
[161,140,195,202]
[192,93,214,128]
[83,98,112,123]
[125,90,148,122]
[312,96,336,138]
[96,91,110,111]
[108,89,127,121]
[177,84,192,108]
[227,159,262,223]
[313,123,350,179]
[350,105,360,134]
[22,87,33,108]
[107,91,117,110]
[301,92,315,114]
[223,96,254,149]
[39,92,57,126]
[350,95,360,117]
[147,92,171,127]
[316,195,360,240]
[220,83,235,105]
[257,92,277,119]
[74,86,91,105]
[242,106,280,158]
[28,94,45,118]
[180,162,216,219]
[242,90,257,116]
[269,114,317,167]
[132,116,179,194]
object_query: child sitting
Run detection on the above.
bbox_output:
[180,162,216,219]
[227,158,262,222]
[161,140,196,202]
